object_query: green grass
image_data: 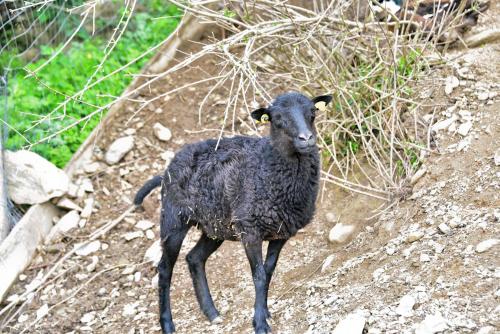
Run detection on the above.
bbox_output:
[2,2,182,167]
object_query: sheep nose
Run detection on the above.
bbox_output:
[298,132,313,142]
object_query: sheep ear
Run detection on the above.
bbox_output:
[251,108,271,124]
[312,95,333,110]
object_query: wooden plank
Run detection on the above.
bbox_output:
[0,203,59,302]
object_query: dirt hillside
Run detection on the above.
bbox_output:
[1,3,499,334]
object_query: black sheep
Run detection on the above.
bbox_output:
[134,92,332,334]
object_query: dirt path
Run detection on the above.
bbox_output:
[1,3,499,333]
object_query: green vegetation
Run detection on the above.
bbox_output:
[2,1,182,167]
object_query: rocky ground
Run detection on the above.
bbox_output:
[0,3,499,334]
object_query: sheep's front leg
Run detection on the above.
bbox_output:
[243,239,271,334]
[263,239,287,319]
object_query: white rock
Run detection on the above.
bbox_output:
[477,91,489,101]
[475,239,499,253]
[81,311,95,324]
[332,312,366,334]
[161,150,175,161]
[135,220,154,231]
[325,212,337,223]
[123,231,144,241]
[83,162,101,174]
[36,303,49,320]
[153,123,172,142]
[438,223,451,235]
[444,76,459,95]
[5,150,70,205]
[124,128,136,135]
[420,254,431,262]
[18,314,29,323]
[144,240,162,266]
[122,302,139,317]
[80,198,95,219]
[494,149,500,166]
[457,121,472,136]
[45,210,80,243]
[75,240,101,256]
[415,313,448,334]
[134,271,141,282]
[151,274,159,289]
[80,178,94,193]
[145,229,155,240]
[321,254,336,273]
[86,256,99,272]
[478,326,495,334]
[105,136,134,165]
[396,294,415,317]
[431,115,457,132]
[56,198,82,211]
[328,223,355,243]
[406,231,424,243]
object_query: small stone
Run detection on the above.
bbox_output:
[420,253,431,262]
[68,183,79,197]
[145,229,155,240]
[18,314,29,323]
[415,313,448,334]
[78,219,87,228]
[46,210,80,243]
[325,212,337,223]
[36,304,49,320]
[477,91,489,101]
[81,311,95,324]
[478,326,495,334]
[432,115,457,132]
[406,231,424,243]
[328,223,355,243]
[123,231,144,241]
[457,121,472,136]
[321,254,336,273]
[151,274,159,288]
[155,108,163,114]
[80,178,94,193]
[86,256,99,272]
[396,294,415,317]
[105,136,135,165]
[80,198,95,219]
[122,266,136,275]
[153,123,172,142]
[122,303,139,317]
[438,223,452,235]
[144,240,162,266]
[75,240,101,256]
[101,243,109,250]
[135,220,154,231]
[56,198,82,211]
[134,272,142,282]
[97,288,106,296]
[124,128,136,135]
[494,149,500,166]
[475,239,499,253]
[83,162,101,174]
[332,312,366,334]
[444,76,459,95]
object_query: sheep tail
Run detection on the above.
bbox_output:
[134,175,163,206]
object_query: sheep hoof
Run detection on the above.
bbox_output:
[211,316,223,324]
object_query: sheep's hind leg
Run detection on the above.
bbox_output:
[158,225,189,334]
[243,239,271,334]
[186,233,223,322]
[263,239,287,319]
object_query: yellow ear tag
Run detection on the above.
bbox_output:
[315,101,327,112]
[260,114,270,124]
